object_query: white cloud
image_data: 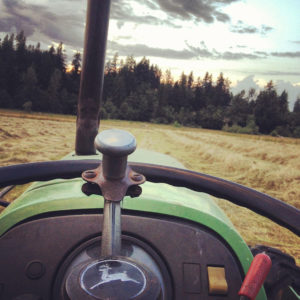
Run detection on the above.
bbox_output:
[275,80,300,110]
[231,75,260,94]
[231,75,300,110]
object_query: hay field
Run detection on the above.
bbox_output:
[0,109,300,264]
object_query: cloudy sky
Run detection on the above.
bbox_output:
[0,0,300,108]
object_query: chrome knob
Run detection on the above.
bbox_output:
[95,129,136,180]
[95,129,136,157]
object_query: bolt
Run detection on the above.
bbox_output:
[127,186,142,198]
[131,173,143,182]
[83,170,97,179]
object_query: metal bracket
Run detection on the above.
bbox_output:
[82,163,145,201]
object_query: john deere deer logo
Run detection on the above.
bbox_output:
[90,264,141,290]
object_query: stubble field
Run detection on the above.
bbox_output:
[0,109,299,264]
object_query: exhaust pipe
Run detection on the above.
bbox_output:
[75,0,111,155]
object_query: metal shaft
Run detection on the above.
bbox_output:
[101,200,121,257]
[75,0,111,155]
[102,155,128,180]
[95,130,138,258]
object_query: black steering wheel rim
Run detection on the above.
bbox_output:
[0,160,299,236]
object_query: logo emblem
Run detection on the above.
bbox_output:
[80,259,146,299]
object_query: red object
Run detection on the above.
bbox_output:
[238,253,272,300]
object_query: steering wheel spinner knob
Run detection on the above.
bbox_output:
[95,129,136,157]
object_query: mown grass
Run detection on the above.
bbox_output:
[0,109,300,264]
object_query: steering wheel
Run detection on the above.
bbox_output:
[1,159,299,236]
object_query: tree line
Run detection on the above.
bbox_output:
[0,31,80,115]
[0,31,299,137]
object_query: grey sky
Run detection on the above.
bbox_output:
[0,0,299,107]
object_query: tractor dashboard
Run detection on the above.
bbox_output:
[0,212,245,300]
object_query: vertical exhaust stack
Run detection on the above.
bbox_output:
[75,0,111,155]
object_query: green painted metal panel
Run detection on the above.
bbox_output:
[62,148,185,168]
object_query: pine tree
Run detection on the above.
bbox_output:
[254,81,288,134]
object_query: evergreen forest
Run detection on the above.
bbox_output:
[0,32,299,137]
